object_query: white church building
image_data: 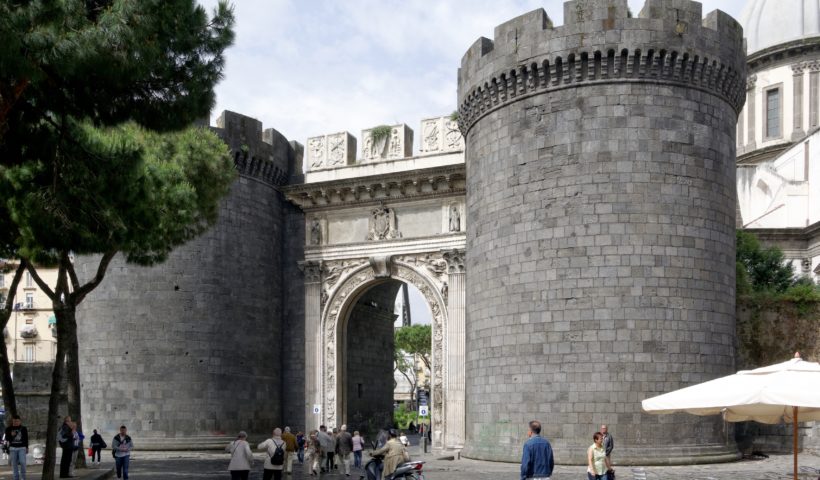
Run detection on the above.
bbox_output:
[736,0,820,281]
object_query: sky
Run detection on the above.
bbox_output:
[198,0,746,147]
[197,0,747,324]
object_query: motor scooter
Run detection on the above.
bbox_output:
[360,454,425,480]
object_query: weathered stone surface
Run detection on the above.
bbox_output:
[457,0,745,464]
[76,111,302,445]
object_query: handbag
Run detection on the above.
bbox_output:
[88,447,93,457]
[606,469,615,480]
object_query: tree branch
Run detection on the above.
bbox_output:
[65,252,80,293]
[2,261,26,312]
[71,250,117,304]
[24,259,57,300]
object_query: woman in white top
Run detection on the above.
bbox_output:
[226,431,254,480]
[587,431,613,480]
[352,431,365,469]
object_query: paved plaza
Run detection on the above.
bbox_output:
[6,445,812,480]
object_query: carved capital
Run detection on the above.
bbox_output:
[792,62,807,75]
[807,61,820,73]
[298,261,322,283]
[746,74,757,91]
[802,258,812,273]
[443,249,466,274]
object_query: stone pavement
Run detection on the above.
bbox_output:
[53,449,817,480]
[0,461,112,480]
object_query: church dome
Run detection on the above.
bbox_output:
[740,0,820,54]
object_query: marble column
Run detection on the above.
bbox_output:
[300,261,323,430]
[443,249,466,449]
[792,62,806,140]
[747,74,757,149]
[809,62,820,130]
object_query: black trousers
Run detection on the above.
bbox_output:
[59,444,73,477]
[230,470,249,480]
[325,451,335,470]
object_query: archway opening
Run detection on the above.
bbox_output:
[339,279,433,437]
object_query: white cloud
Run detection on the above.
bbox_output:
[199,0,747,146]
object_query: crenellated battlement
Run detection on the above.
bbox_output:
[212,110,303,186]
[457,0,746,133]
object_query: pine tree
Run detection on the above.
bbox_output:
[0,3,236,478]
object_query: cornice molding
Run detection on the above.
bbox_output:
[283,164,465,211]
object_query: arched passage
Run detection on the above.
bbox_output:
[319,258,448,441]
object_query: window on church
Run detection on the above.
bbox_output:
[765,87,781,139]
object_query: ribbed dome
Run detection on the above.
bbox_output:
[740,0,820,54]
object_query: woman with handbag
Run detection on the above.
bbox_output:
[89,429,106,465]
[587,432,613,480]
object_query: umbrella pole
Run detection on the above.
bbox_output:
[793,406,798,480]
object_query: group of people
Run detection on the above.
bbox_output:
[227,424,413,479]
[0,414,131,480]
[58,417,132,479]
[520,421,614,480]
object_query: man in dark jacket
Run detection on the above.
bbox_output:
[601,424,614,458]
[4,414,29,480]
[520,420,554,480]
[57,416,74,478]
[337,424,354,476]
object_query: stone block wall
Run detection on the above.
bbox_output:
[281,201,306,431]
[76,112,297,448]
[457,0,746,464]
[13,362,66,441]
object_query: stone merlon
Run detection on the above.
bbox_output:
[457,0,747,132]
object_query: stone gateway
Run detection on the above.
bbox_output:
[74,0,817,465]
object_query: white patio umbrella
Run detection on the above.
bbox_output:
[642,353,820,480]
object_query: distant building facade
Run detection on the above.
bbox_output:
[0,261,58,365]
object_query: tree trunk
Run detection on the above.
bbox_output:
[42,308,68,480]
[63,306,85,468]
[0,334,18,420]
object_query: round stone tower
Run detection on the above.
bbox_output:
[457,0,746,464]
[76,111,303,448]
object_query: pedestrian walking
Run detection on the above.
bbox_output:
[89,429,106,465]
[4,415,29,480]
[68,422,81,477]
[226,431,254,480]
[306,430,322,476]
[337,424,353,476]
[57,416,73,478]
[296,431,305,465]
[370,430,408,478]
[520,420,554,480]
[281,426,297,474]
[352,431,364,469]
[258,427,286,480]
[587,432,613,480]
[112,425,133,480]
[316,425,334,472]
[332,427,341,471]
[601,424,614,459]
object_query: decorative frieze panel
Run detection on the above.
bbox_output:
[419,116,464,154]
[367,205,401,241]
[362,124,413,162]
[307,132,356,171]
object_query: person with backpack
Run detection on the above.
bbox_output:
[257,427,286,480]
[112,425,133,480]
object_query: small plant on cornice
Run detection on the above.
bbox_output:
[449,111,460,122]
[370,125,392,145]
[240,144,249,154]
[627,7,633,18]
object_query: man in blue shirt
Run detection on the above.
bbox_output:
[520,420,554,480]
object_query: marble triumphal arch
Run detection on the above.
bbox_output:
[285,116,468,449]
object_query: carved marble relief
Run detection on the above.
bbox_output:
[448,204,461,232]
[327,133,347,166]
[367,205,401,240]
[419,116,464,154]
[319,256,449,436]
[308,136,326,169]
[361,124,413,162]
[309,219,323,246]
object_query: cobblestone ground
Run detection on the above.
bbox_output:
[108,449,820,480]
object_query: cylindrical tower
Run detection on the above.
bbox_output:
[457,0,746,464]
[76,111,300,448]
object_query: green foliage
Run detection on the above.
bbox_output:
[395,324,431,369]
[393,403,416,430]
[449,111,460,122]
[370,125,392,145]
[736,230,796,293]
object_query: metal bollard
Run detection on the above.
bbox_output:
[422,436,427,454]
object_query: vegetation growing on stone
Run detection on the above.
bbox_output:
[370,125,393,145]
